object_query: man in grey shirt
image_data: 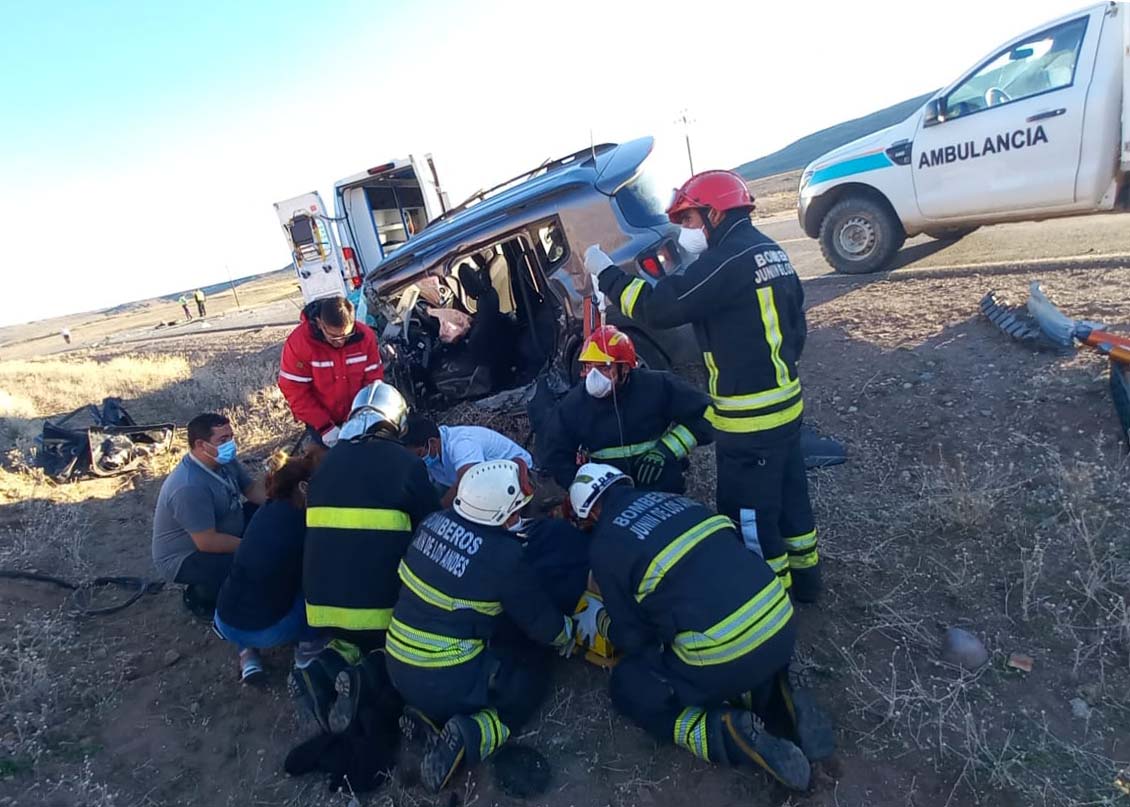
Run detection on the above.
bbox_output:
[152,412,266,679]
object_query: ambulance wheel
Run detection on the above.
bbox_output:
[924,226,979,241]
[819,196,905,275]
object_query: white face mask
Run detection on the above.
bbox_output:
[506,516,532,534]
[678,226,709,256]
[585,367,614,398]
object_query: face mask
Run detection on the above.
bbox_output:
[507,516,532,534]
[422,440,441,467]
[678,226,709,256]
[585,368,614,399]
[214,439,238,465]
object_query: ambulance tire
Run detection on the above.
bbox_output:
[924,226,979,242]
[819,196,905,275]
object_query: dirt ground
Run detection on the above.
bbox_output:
[748,172,802,219]
[0,262,1128,807]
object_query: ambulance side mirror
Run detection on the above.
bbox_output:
[924,97,946,128]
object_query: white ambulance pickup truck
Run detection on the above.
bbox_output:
[799,2,1130,274]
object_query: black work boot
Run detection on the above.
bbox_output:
[720,710,811,792]
[288,646,351,734]
[778,667,835,761]
[328,650,391,734]
[396,705,441,787]
[421,715,473,792]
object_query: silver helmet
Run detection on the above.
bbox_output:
[339,381,408,441]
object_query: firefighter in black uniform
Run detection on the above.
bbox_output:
[568,464,833,791]
[537,325,712,494]
[385,460,576,792]
[303,381,441,651]
[585,170,821,602]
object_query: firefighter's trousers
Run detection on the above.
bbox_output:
[386,638,549,764]
[715,429,821,602]
[609,622,795,763]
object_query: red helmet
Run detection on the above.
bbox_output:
[579,325,637,366]
[666,170,754,223]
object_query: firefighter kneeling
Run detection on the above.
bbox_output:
[385,460,576,792]
[538,325,712,494]
[569,464,834,791]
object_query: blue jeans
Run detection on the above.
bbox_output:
[213,596,320,650]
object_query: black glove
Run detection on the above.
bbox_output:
[634,446,673,487]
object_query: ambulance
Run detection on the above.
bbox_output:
[274,155,449,303]
[799,2,1130,273]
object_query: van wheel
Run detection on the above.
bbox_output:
[923,226,979,241]
[818,196,905,274]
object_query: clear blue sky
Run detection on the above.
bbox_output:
[0,0,1082,326]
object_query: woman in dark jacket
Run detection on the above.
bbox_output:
[214,452,322,683]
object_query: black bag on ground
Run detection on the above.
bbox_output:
[35,397,174,481]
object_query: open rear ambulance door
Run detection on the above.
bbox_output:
[273,192,350,304]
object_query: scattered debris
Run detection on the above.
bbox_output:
[163,649,182,667]
[1028,281,1130,361]
[1006,653,1034,673]
[35,396,174,480]
[980,290,1051,345]
[1115,767,1130,796]
[940,627,989,670]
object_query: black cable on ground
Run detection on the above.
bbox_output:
[0,569,164,616]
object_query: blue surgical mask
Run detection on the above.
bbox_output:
[214,439,238,465]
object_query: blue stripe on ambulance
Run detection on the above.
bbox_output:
[808,151,894,186]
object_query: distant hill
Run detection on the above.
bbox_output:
[734,92,935,180]
[151,265,294,306]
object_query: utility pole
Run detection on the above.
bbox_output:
[676,108,695,174]
[225,265,242,310]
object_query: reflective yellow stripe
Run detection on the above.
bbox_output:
[660,424,697,459]
[620,278,646,318]
[785,530,817,552]
[672,579,793,667]
[766,554,789,574]
[757,287,791,388]
[703,352,719,397]
[674,707,710,761]
[307,506,412,531]
[398,561,503,616]
[711,378,801,412]
[386,618,484,668]
[706,398,804,433]
[306,602,393,630]
[789,549,820,569]
[636,515,732,602]
[590,439,656,460]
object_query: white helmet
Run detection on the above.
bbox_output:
[569,463,631,519]
[453,460,533,527]
[339,381,408,441]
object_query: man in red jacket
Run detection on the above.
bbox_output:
[279,296,384,447]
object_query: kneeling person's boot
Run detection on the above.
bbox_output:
[777,667,835,762]
[288,640,359,734]
[329,648,392,734]
[720,709,810,792]
[422,709,510,792]
[396,706,441,787]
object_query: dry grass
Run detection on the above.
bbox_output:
[818,435,1130,806]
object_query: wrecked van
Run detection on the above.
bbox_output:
[361,136,697,409]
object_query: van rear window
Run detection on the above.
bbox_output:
[614,168,672,228]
